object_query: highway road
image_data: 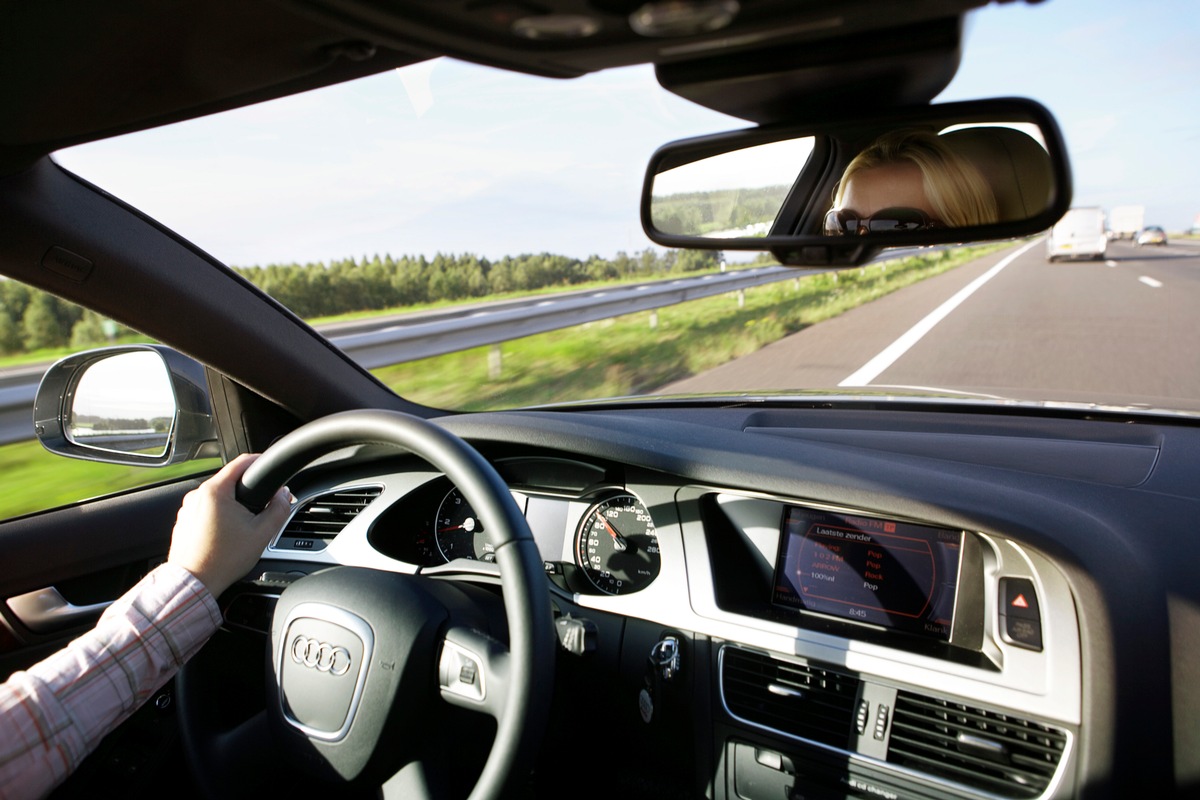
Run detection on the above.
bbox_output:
[662,238,1200,414]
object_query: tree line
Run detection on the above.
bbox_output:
[653,185,791,236]
[0,248,722,356]
[231,248,721,319]
[0,281,134,356]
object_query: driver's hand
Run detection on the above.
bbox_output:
[168,453,293,597]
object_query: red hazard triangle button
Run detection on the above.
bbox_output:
[1001,577,1039,623]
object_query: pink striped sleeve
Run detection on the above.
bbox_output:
[0,562,221,800]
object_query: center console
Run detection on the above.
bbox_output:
[674,488,1081,800]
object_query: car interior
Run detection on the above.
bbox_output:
[1,1,1196,799]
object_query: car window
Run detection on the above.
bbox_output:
[50,0,1200,418]
[0,278,220,521]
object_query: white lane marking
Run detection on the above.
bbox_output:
[1139,276,1163,288]
[1105,260,1118,268]
[839,239,1040,387]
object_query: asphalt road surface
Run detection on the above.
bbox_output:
[661,238,1200,413]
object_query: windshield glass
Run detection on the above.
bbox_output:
[54,0,1200,415]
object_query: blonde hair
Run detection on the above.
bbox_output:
[833,129,999,227]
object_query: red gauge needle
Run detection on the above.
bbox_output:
[439,517,478,533]
[599,517,629,552]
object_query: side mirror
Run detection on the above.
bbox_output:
[33,345,219,466]
[641,98,1072,266]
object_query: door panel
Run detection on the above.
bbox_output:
[0,476,207,677]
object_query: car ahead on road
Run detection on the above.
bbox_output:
[1046,206,1108,261]
[1135,226,1169,246]
[1,2,1198,800]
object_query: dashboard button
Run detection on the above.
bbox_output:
[1000,577,1044,651]
[873,704,890,740]
[855,699,870,734]
[1000,576,1041,621]
[1002,613,1044,651]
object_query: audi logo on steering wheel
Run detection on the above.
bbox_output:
[290,636,352,676]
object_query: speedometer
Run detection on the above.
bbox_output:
[574,494,661,595]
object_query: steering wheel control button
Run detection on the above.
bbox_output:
[999,577,1044,651]
[440,641,486,702]
[277,607,373,742]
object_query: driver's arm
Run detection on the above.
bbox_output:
[0,455,291,799]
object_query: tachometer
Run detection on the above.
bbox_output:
[575,494,660,595]
[435,487,494,562]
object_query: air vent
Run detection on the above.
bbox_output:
[275,486,383,552]
[887,692,1067,798]
[721,647,860,747]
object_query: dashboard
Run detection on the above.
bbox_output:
[228,402,1199,799]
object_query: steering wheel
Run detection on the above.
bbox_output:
[177,410,555,799]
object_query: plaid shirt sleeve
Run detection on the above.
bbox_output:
[0,562,221,800]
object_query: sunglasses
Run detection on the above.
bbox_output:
[824,207,944,236]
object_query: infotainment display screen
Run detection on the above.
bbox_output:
[772,506,963,641]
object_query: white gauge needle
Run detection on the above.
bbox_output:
[600,517,628,551]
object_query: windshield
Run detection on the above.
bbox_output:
[54,0,1200,416]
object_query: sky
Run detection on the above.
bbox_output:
[54,0,1200,268]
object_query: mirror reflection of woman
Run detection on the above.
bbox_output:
[825,129,999,235]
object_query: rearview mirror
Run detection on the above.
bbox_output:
[34,345,219,466]
[642,98,1072,267]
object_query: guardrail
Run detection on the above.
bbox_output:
[332,265,808,368]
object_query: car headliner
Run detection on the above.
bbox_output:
[0,0,998,174]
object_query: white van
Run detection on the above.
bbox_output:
[1047,206,1107,261]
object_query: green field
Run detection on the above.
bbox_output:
[0,243,1006,520]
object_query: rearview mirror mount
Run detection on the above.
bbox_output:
[641,98,1072,267]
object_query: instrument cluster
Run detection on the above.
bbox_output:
[367,474,661,596]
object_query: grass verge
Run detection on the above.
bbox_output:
[0,439,219,520]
